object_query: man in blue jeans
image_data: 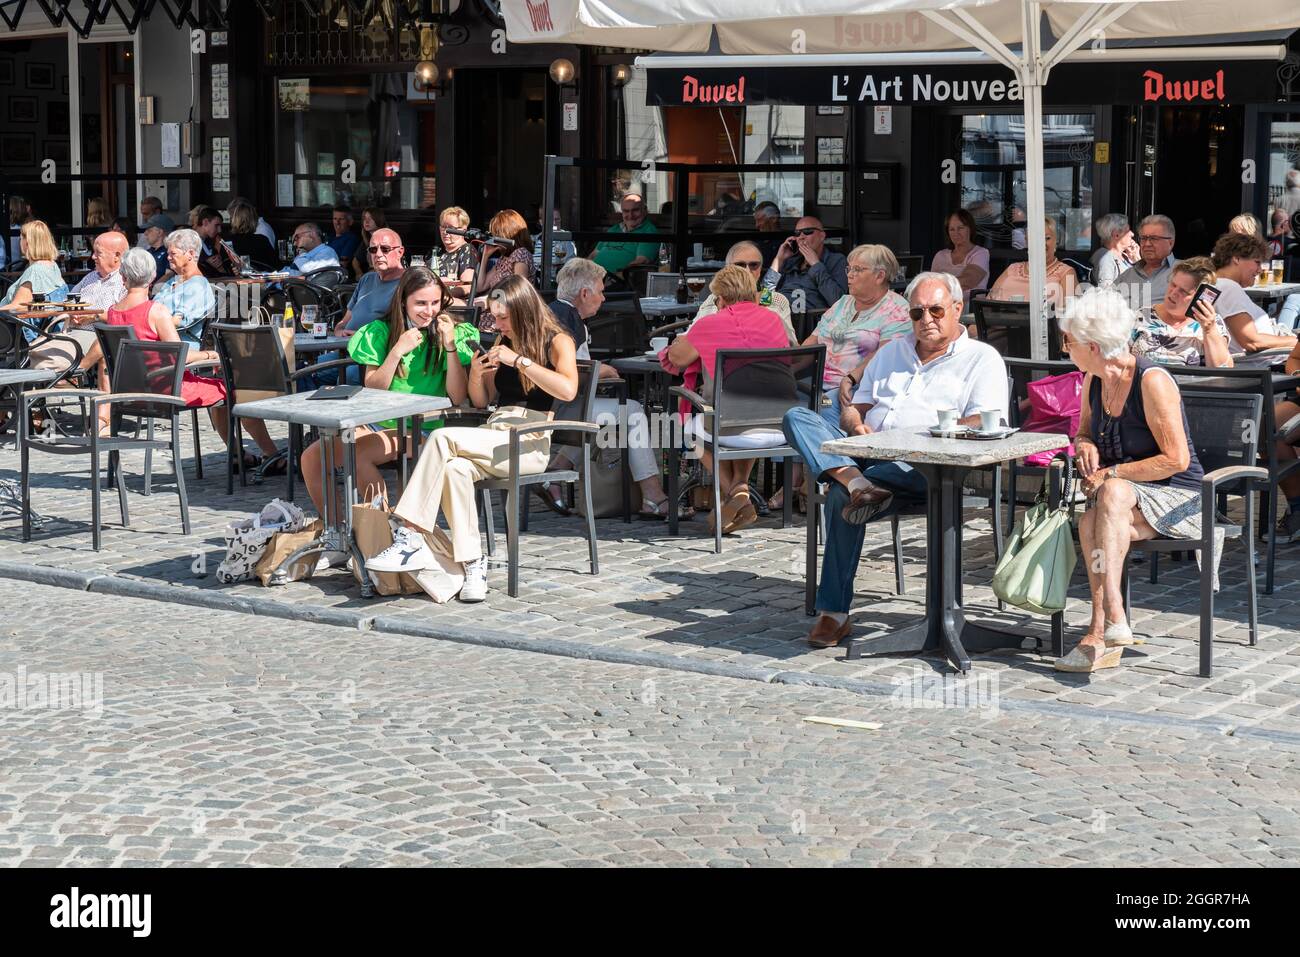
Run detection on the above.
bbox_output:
[783,272,1008,648]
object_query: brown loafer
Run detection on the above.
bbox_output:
[808,614,851,648]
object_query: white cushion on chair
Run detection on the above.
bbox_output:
[685,413,786,450]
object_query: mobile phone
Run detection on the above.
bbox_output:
[468,338,488,356]
[1186,282,1221,320]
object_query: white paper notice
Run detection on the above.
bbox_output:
[160,123,181,168]
[874,106,893,135]
[277,174,294,209]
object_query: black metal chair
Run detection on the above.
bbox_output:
[0,313,93,431]
[1119,392,1267,678]
[212,322,357,499]
[1002,357,1081,539]
[971,297,1062,360]
[284,276,346,328]
[459,359,604,597]
[20,339,192,550]
[586,293,648,359]
[667,345,826,553]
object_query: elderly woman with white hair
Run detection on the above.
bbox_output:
[152,227,216,344]
[538,256,675,518]
[1091,213,1138,288]
[1056,287,1209,673]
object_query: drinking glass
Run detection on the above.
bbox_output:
[1273,260,1286,285]
[1258,265,1271,286]
[240,255,252,275]
[411,255,426,268]
[301,304,318,332]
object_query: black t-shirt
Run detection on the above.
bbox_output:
[495,333,559,412]
[548,299,587,352]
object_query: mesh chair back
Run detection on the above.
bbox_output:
[549,359,602,448]
[1180,391,1262,476]
[306,266,349,290]
[971,298,1061,359]
[284,280,341,324]
[212,323,293,397]
[0,315,29,368]
[896,254,925,281]
[645,272,712,299]
[709,345,826,436]
[113,339,188,419]
[587,293,646,356]
[92,322,138,380]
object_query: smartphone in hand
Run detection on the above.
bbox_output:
[1185,282,1221,320]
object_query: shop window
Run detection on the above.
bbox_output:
[274,74,434,211]
[960,113,1095,251]
[1267,119,1300,243]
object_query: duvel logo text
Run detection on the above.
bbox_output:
[681,75,747,104]
[1143,69,1225,102]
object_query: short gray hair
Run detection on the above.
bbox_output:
[1137,214,1175,242]
[556,257,606,301]
[296,221,322,244]
[847,243,900,279]
[1095,213,1130,244]
[1058,287,1137,359]
[120,247,158,288]
[905,270,963,306]
[165,227,202,257]
[726,240,761,262]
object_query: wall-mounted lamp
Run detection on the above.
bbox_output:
[548,57,576,87]
[611,63,632,87]
[412,24,440,94]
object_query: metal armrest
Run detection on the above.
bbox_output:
[289,356,358,379]
[20,387,102,403]
[2,314,43,336]
[668,384,711,412]
[1201,465,1270,493]
[509,420,600,437]
[92,392,187,409]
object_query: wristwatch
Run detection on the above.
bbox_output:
[516,356,533,371]
[1106,466,1119,481]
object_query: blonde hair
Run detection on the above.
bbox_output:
[440,206,470,229]
[710,264,758,307]
[847,243,900,278]
[229,201,258,235]
[1229,213,1263,238]
[86,197,113,227]
[1172,255,1216,288]
[20,220,58,263]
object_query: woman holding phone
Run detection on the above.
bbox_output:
[368,275,579,602]
[301,267,480,566]
[1131,257,1232,368]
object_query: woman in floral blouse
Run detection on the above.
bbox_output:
[1130,257,1232,369]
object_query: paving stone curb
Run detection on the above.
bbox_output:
[4,557,1300,750]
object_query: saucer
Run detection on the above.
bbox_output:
[965,426,1019,441]
[928,425,969,438]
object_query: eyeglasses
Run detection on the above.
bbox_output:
[793,227,821,236]
[1138,234,1173,244]
[732,260,763,270]
[909,304,947,322]
[369,244,397,254]
[846,265,876,276]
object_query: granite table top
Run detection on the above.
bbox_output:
[822,428,1068,468]
[232,388,450,430]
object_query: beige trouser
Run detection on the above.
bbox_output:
[393,406,552,563]
[28,328,99,372]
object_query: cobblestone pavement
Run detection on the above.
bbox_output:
[3,578,1300,867]
[3,419,1300,737]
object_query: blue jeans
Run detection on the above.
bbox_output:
[1279,294,1300,332]
[782,406,928,614]
[820,390,842,430]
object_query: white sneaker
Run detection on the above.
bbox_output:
[365,524,435,573]
[314,528,350,572]
[458,557,488,602]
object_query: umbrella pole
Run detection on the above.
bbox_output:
[1023,76,1049,362]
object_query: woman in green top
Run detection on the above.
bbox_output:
[301,267,479,547]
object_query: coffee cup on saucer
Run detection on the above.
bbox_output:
[978,409,1001,433]
[649,336,669,353]
[935,407,958,431]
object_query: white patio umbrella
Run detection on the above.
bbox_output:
[505,0,1300,359]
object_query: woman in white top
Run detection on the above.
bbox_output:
[929,208,989,309]
[1091,212,1138,287]
[1210,231,1297,354]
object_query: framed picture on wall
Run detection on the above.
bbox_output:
[43,140,70,165]
[0,59,14,86]
[8,97,37,123]
[25,62,55,90]
[47,101,69,135]
[0,134,36,166]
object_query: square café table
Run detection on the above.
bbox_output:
[821,428,1068,673]
[232,388,450,596]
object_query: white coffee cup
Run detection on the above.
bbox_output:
[649,336,669,353]
[979,409,1001,433]
[936,407,958,431]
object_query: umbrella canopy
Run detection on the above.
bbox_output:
[508,1,1300,358]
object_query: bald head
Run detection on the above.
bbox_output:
[92,230,129,276]
[368,227,404,276]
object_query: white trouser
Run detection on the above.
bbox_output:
[557,397,658,483]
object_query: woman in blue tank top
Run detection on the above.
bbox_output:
[1055,288,1214,674]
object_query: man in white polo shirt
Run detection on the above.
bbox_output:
[782,271,1008,648]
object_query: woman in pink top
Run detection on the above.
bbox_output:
[96,248,277,464]
[930,208,990,309]
[661,265,790,534]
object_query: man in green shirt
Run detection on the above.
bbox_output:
[591,192,658,282]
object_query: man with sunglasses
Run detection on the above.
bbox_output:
[763,216,848,313]
[689,242,796,345]
[335,228,406,336]
[1116,214,1178,307]
[781,272,1007,649]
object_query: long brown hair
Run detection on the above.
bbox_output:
[490,275,562,393]
[383,266,449,379]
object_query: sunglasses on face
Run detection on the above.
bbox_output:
[733,260,763,270]
[369,244,396,254]
[909,304,947,322]
[793,228,820,236]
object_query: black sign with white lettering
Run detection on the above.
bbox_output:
[646,59,1281,107]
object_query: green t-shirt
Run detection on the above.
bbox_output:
[591,219,659,275]
[347,319,480,430]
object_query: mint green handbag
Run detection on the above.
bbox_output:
[992,462,1076,615]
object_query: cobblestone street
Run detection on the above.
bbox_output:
[3,578,1300,867]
